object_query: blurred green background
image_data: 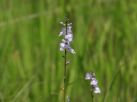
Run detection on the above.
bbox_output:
[0,0,137,102]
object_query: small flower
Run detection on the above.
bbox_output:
[60,21,65,26]
[60,42,65,51]
[90,78,98,86]
[60,42,65,48]
[60,47,64,51]
[65,34,73,42]
[70,48,75,54]
[67,47,75,54]
[59,31,64,36]
[85,73,92,80]
[59,28,66,36]
[67,26,72,35]
[94,87,101,94]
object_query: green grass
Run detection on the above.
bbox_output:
[0,0,137,102]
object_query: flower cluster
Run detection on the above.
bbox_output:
[85,72,101,94]
[59,21,75,54]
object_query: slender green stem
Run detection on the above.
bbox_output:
[64,19,68,102]
[91,90,94,102]
[64,49,67,102]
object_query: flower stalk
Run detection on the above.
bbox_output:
[91,89,94,102]
[59,18,75,102]
[64,19,67,102]
[64,49,67,102]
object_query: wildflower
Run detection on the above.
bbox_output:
[59,27,66,36]
[67,47,75,54]
[60,21,65,26]
[85,73,92,80]
[65,34,73,42]
[85,72,101,94]
[59,18,75,102]
[59,21,75,54]
[90,78,98,86]
[94,87,101,94]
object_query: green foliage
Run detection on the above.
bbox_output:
[0,0,137,102]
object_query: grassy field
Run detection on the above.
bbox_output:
[0,0,137,102]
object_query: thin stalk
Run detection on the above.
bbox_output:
[64,19,68,102]
[64,49,67,102]
[91,90,94,102]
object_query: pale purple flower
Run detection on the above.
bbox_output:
[59,31,64,36]
[85,73,92,80]
[60,42,65,48]
[90,78,98,86]
[60,22,65,26]
[94,87,101,94]
[65,34,73,42]
[70,48,75,54]
[67,47,75,54]
[59,27,66,36]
